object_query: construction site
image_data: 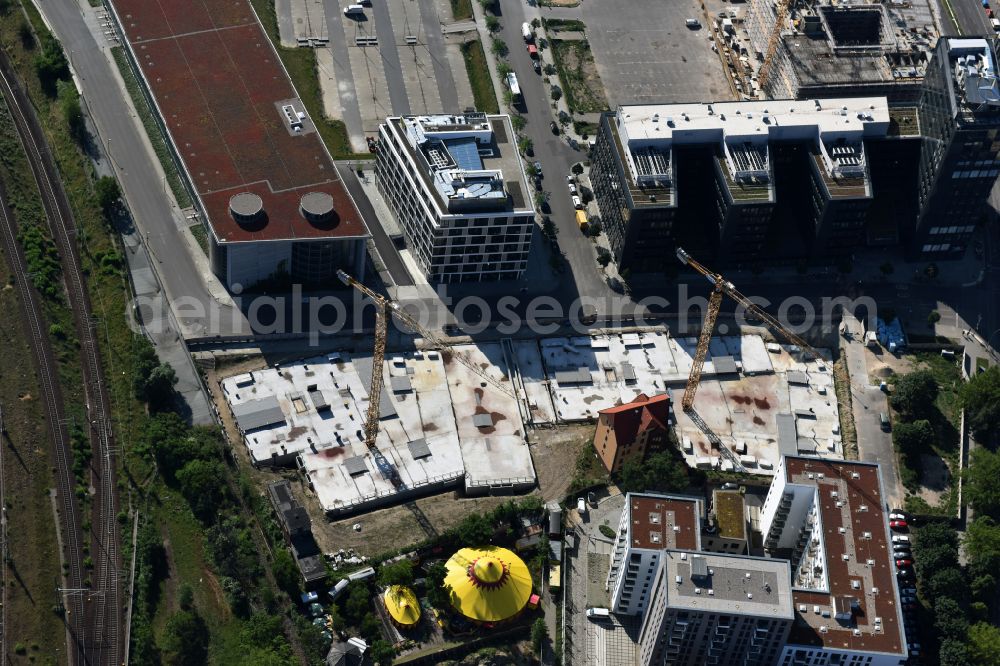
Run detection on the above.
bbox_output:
[719,0,938,102]
[219,328,841,518]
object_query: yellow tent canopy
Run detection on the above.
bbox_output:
[443,546,533,623]
[383,585,421,627]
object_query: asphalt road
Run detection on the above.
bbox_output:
[367,1,411,114]
[44,1,248,337]
[498,2,613,302]
[944,0,994,35]
[842,315,904,509]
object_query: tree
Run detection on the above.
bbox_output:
[550,85,562,101]
[531,617,549,651]
[966,447,1000,518]
[59,83,85,144]
[934,597,969,641]
[964,516,1000,579]
[95,176,121,213]
[960,366,1000,445]
[939,639,971,666]
[571,163,584,175]
[890,370,939,419]
[596,247,612,268]
[176,459,228,520]
[145,363,179,411]
[497,61,512,78]
[925,567,967,604]
[968,622,1000,666]
[377,560,414,587]
[272,548,300,597]
[370,639,395,665]
[893,419,935,457]
[342,582,371,626]
[617,450,688,494]
[511,114,526,131]
[485,14,500,32]
[879,261,894,276]
[34,37,69,96]
[928,310,941,326]
[491,37,508,57]
[454,511,493,545]
[161,610,209,666]
[425,561,450,608]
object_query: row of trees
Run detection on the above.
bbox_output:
[911,521,1000,665]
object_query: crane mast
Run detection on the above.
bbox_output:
[675,248,820,412]
[336,271,518,485]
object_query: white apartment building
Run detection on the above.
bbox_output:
[374,113,535,283]
[605,494,702,616]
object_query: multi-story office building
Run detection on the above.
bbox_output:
[606,494,702,616]
[637,551,794,666]
[375,113,534,283]
[593,393,671,474]
[912,37,1000,259]
[762,457,909,666]
[590,99,889,271]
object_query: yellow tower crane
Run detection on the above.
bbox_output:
[336,271,518,483]
[675,247,820,412]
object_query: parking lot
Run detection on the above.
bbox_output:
[279,0,477,151]
[577,0,733,105]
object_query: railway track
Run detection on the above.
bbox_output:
[0,162,87,662]
[0,51,121,665]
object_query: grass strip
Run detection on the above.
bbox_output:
[462,40,499,114]
[450,0,473,21]
[109,47,192,209]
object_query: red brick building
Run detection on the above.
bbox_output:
[593,393,671,473]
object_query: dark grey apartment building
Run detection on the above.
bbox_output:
[912,37,1000,259]
[591,98,889,272]
[590,37,1000,274]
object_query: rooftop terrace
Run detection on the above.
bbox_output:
[388,114,532,216]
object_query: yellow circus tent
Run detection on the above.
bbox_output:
[443,546,533,623]
[383,585,421,628]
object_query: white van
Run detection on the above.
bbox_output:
[586,607,610,620]
[344,4,365,15]
[992,17,1000,31]
[892,535,910,544]
[577,497,588,516]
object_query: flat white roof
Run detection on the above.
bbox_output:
[616,98,891,145]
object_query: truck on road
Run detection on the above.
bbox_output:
[522,22,534,42]
[505,72,522,105]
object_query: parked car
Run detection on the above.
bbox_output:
[889,511,909,521]
[569,183,578,195]
[534,161,543,175]
[898,568,915,581]
[550,121,560,135]
[892,535,911,544]
[572,195,583,209]
[896,558,913,567]
[890,519,908,530]
[532,59,541,73]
